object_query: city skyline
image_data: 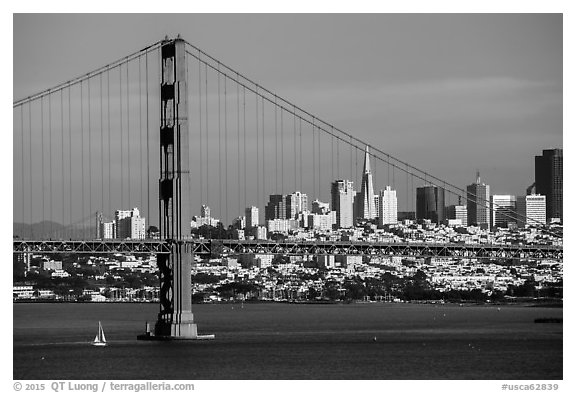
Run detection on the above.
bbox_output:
[12,14,563,226]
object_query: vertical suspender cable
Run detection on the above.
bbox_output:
[139,56,143,212]
[243,86,247,210]
[281,109,284,195]
[293,107,297,192]
[275,98,278,193]
[312,118,315,198]
[145,52,150,225]
[261,96,265,206]
[49,94,53,235]
[107,70,112,219]
[299,118,302,192]
[127,62,131,208]
[349,136,353,184]
[60,91,64,230]
[255,86,260,209]
[41,97,45,231]
[198,52,203,207]
[28,104,33,229]
[205,63,209,207]
[236,76,240,216]
[88,78,92,236]
[317,124,320,199]
[337,136,340,180]
[20,106,24,224]
[80,81,85,235]
[224,75,228,223]
[68,88,72,233]
[331,128,334,184]
[100,75,104,221]
[218,67,222,218]
[355,148,359,190]
[119,64,124,209]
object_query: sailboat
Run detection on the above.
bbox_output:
[92,321,107,347]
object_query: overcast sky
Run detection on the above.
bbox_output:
[12,13,563,223]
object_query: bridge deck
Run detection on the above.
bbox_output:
[12,239,562,260]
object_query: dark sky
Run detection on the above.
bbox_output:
[12,13,563,224]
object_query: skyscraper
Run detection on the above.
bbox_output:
[416,185,445,224]
[535,148,562,221]
[286,191,308,218]
[467,172,490,229]
[331,180,355,228]
[378,186,398,226]
[516,194,546,227]
[491,195,517,228]
[245,206,259,229]
[265,194,287,220]
[359,146,376,219]
[115,207,146,239]
[446,205,467,226]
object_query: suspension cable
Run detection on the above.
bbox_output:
[14,40,163,107]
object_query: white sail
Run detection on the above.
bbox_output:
[92,321,107,346]
[99,323,106,343]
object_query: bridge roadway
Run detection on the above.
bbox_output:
[13,239,563,260]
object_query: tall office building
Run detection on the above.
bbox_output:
[491,195,517,228]
[516,194,546,227]
[467,173,491,229]
[265,194,287,220]
[245,206,259,229]
[286,191,308,218]
[358,146,376,219]
[416,185,445,224]
[115,207,146,239]
[535,148,562,221]
[445,205,467,226]
[331,180,355,228]
[378,186,398,226]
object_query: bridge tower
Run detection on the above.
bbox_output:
[150,37,210,340]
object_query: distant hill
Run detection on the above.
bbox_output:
[13,221,95,240]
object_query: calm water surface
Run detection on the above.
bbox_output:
[13,302,562,379]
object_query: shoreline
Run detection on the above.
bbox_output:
[13,298,563,307]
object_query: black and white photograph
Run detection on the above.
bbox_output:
[8,7,571,389]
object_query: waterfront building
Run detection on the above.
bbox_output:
[378,186,398,226]
[491,195,517,228]
[331,180,355,228]
[535,148,562,221]
[516,194,546,227]
[467,173,490,229]
[416,185,445,224]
